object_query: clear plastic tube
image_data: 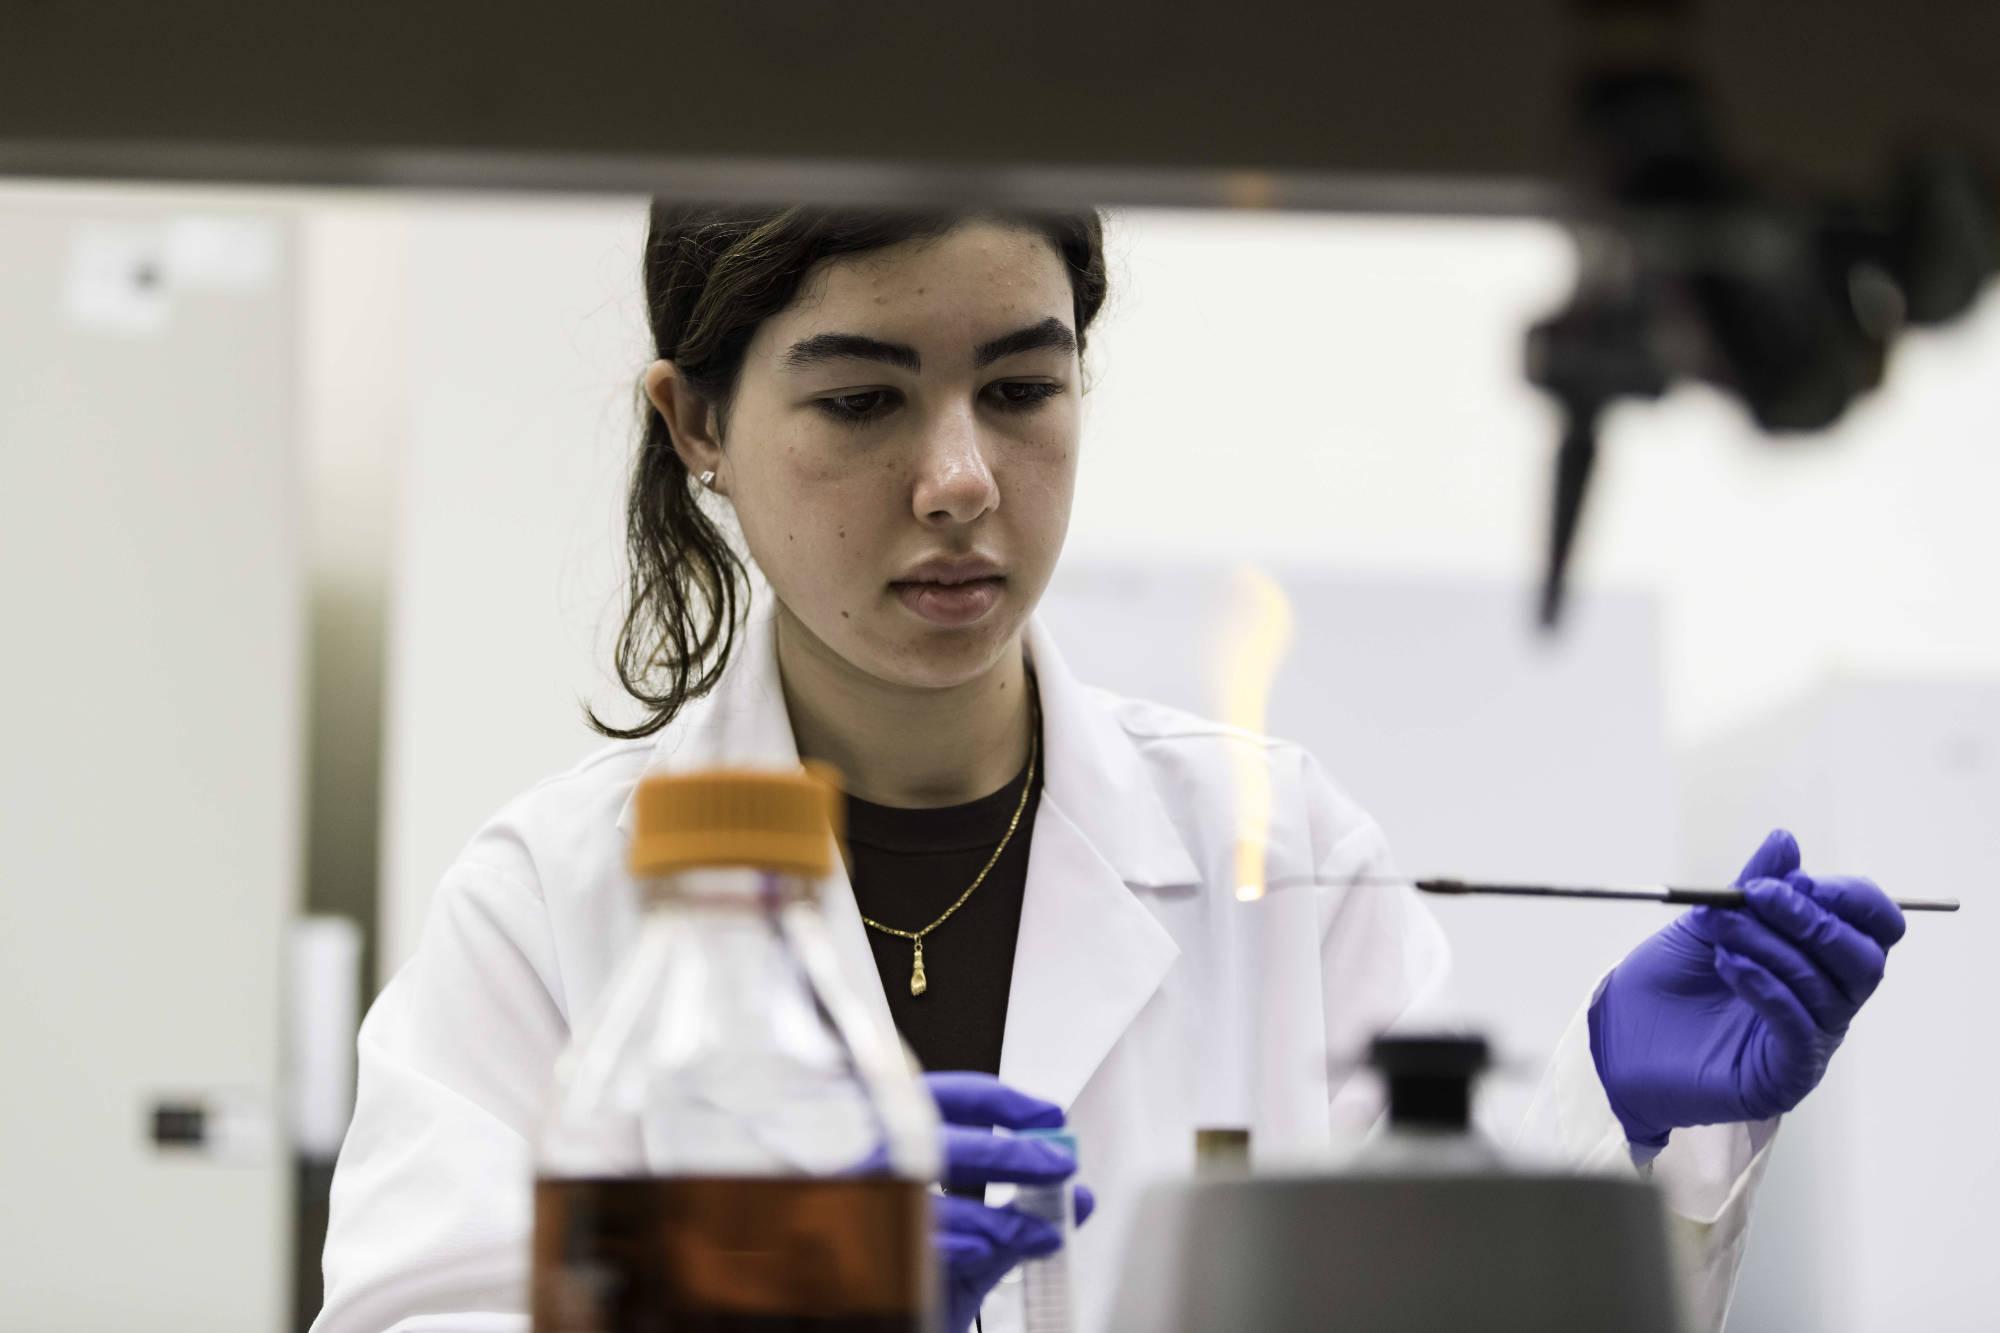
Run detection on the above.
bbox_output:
[1014,1127,1078,1333]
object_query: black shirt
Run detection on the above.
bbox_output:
[844,750,1042,1078]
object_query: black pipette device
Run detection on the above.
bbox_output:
[1355,876,1959,913]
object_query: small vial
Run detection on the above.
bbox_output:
[1014,1127,1079,1333]
[1193,1126,1250,1173]
[1348,1033,1507,1174]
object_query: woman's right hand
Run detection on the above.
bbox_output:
[924,1072,1093,1333]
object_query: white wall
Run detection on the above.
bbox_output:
[1078,209,2000,745]
[376,199,649,977]
[1680,680,2000,1333]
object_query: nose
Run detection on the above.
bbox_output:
[910,407,999,526]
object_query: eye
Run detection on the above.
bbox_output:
[988,381,1064,412]
[813,389,899,425]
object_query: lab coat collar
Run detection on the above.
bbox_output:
[613,612,1203,889]
[615,609,1201,1107]
[1022,617,1203,893]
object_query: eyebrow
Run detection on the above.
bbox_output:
[974,317,1078,369]
[777,316,1078,374]
[780,332,920,374]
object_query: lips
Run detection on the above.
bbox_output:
[895,556,1004,586]
[892,575,1006,627]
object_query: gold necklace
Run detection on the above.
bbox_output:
[858,721,1039,999]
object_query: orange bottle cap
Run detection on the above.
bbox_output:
[629,763,845,879]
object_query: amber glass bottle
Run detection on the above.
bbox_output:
[532,766,940,1332]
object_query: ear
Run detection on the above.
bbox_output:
[642,359,728,493]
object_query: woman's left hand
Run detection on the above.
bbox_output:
[1588,828,1907,1150]
[925,1072,1095,1333]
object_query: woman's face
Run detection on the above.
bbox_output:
[708,221,1082,690]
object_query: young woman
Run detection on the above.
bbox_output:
[314,204,1907,1333]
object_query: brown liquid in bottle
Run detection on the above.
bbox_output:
[533,1176,931,1332]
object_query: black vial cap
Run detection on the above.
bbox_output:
[1368,1034,1491,1132]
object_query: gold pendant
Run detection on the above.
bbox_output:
[910,937,928,997]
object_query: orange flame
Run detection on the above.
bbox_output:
[1214,567,1294,902]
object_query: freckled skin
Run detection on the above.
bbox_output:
[707,224,1081,693]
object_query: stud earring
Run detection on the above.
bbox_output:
[698,470,716,489]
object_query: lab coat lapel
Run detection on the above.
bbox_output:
[999,622,1201,1112]
[615,609,898,1044]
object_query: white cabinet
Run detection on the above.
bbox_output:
[1036,564,1679,1135]
[0,192,303,1331]
[1682,679,2000,1333]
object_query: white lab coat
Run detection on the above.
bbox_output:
[314,612,1774,1333]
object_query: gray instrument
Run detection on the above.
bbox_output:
[1107,1035,1688,1333]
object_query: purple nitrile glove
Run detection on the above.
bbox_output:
[1588,828,1907,1151]
[925,1072,1096,1333]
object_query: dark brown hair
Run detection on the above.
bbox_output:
[589,202,1110,740]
